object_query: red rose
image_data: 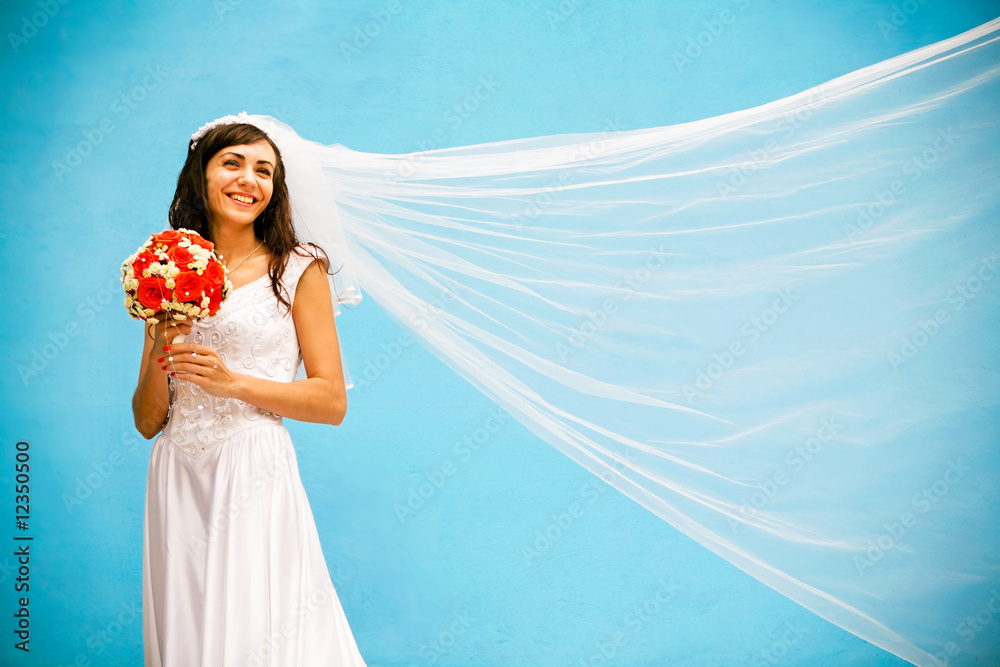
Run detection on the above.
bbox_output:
[203,261,225,286]
[183,231,213,249]
[153,230,182,247]
[137,276,171,310]
[174,271,205,303]
[168,245,195,267]
[206,286,224,314]
[132,251,156,277]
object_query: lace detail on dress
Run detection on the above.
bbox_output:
[159,245,318,459]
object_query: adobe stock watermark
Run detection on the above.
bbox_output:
[354,278,466,390]
[877,0,933,40]
[930,588,1000,666]
[52,64,171,181]
[512,117,628,231]
[212,0,257,19]
[556,244,669,362]
[728,417,841,532]
[213,0,242,18]
[240,578,340,667]
[78,600,141,664]
[673,0,753,73]
[339,0,412,62]
[853,458,969,575]
[20,274,143,384]
[844,126,957,244]
[394,406,511,523]
[329,559,359,590]
[6,0,70,54]
[576,578,682,666]
[50,599,142,667]
[188,443,300,553]
[61,430,146,513]
[418,609,475,664]
[521,456,633,566]
[385,75,501,186]
[747,620,811,666]
[682,288,798,404]
[546,0,585,29]
[887,253,997,371]
[716,83,832,198]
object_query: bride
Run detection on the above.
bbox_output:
[131,117,367,666]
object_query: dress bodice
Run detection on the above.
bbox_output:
[158,245,320,459]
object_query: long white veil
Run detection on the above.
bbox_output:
[247,18,1000,666]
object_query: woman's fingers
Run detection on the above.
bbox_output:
[160,319,193,345]
[162,360,199,374]
[159,346,235,397]
[160,344,220,372]
[162,357,227,391]
[162,342,212,356]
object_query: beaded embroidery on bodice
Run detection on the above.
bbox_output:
[159,247,317,459]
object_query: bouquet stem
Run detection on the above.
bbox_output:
[169,315,187,345]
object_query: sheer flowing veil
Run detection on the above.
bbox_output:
[248,18,1000,666]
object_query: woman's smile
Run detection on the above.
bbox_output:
[226,191,258,206]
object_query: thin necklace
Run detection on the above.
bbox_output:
[224,240,264,276]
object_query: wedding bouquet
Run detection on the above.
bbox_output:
[121,229,232,330]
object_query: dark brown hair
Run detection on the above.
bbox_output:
[168,122,337,312]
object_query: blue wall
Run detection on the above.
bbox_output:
[1,1,998,664]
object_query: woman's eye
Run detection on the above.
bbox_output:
[257,169,271,176]
[225,159,239,167]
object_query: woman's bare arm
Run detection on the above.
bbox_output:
[163,260,348,426]
[132,318,190,439]
[230,259,348,424]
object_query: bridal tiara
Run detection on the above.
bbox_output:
[189,111,257,150]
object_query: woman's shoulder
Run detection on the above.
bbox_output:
[284,243,320,268]
[281,243,325,287]
[290,241,320,258]
[291,243,316,257]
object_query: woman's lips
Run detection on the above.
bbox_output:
[227,192,257,206]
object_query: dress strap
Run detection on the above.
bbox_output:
[281,244,322,308]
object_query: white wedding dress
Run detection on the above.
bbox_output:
[142,244,367,667]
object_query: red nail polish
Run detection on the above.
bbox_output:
[157,357,164,363]
[163,345,172,352]
[161,365,167,370]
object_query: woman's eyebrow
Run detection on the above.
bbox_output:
[221,151,274,167]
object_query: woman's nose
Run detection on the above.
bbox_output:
[236,166,255,185]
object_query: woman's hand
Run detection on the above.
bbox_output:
[148,313,193,350]
[133,314,193,440]
[161,342,243,399]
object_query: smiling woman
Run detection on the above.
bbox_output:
[131,118,365,666]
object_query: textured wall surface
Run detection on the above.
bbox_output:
[1,1,997,664]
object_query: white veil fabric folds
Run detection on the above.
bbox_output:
[245,18,999,666]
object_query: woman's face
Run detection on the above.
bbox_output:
[203,139,278,231]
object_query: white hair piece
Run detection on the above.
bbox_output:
[189,111,254,150]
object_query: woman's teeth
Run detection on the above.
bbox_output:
[229,194,255,204]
